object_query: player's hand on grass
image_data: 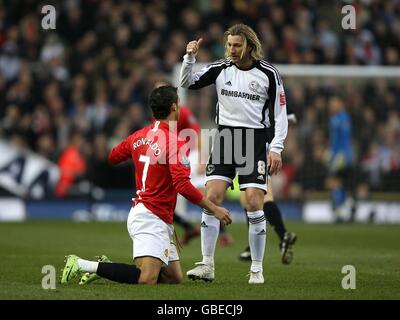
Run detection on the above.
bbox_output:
[268,151,282,175]
[213,206,232,226]
[187,38,203,57]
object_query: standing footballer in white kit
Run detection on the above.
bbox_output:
[180,24,288,284]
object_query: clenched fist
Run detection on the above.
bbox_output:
[186,38,203,57]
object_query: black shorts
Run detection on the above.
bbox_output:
[205,126,268,192]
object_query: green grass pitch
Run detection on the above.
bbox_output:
[0,221,399,299]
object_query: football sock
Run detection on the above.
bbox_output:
[96,262,141,284]
[77,259,98,273]
[247,210,266,272]
[219,222,226,234]
[201,209,219,266]
[173,213,193,231]
[264,201,286,241]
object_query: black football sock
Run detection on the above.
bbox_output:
[96,262,141,284]
[174,213,193,231]
[220,222,226,234]
[264,201,287,241]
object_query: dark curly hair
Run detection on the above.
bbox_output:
[149,85,178,120]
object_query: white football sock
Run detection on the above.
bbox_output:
[247,210,266,272]
[201,209,220,266]
[77,259,99,273]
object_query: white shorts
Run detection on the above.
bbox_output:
[127,203,179,266]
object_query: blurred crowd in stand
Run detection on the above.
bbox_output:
[0,0,399,198]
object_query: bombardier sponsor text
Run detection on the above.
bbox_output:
[221,89,260,101]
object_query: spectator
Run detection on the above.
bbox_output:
[55,130,87,197]
[0,0,398,196]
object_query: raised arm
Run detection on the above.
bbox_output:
[180,38,221,90]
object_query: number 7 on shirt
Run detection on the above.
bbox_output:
[137,154,150,199]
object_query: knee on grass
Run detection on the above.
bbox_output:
[138,271,159,285]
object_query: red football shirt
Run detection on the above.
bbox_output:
[108,120,204,224]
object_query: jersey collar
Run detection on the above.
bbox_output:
[234,60,257,71]
[152,120,172,131]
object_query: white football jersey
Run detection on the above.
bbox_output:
[180,54,288,154]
